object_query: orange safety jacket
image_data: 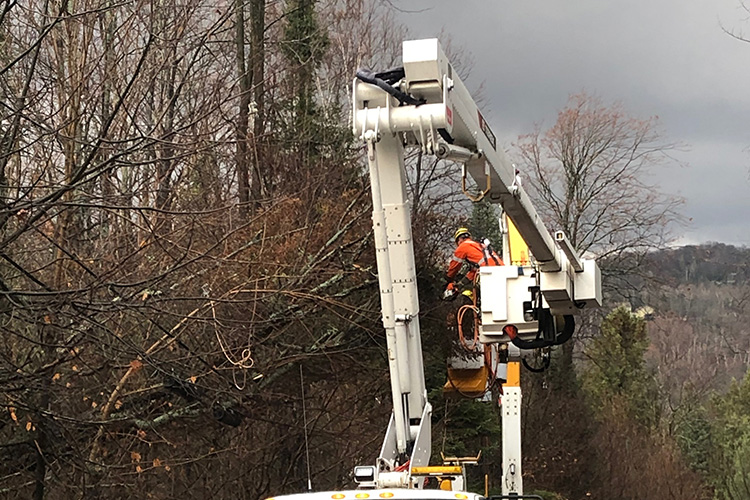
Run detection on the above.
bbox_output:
[447,238,503,282]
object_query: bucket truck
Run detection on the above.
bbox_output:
[267,39,601,500]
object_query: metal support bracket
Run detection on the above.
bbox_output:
[462,162,491,202]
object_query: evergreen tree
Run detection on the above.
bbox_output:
[281,0,331,157]
[581,307,660,428]
[468,199,502,252]
[673,400,712,476]
[707,371,750,499]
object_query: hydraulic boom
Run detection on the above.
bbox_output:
[352,39,601,495]
[269,38,602,500]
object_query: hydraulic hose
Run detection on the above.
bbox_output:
[503,324,553,350]
[502,315,575,350]
[553,315,575,345]
[355,68,424,106]
[522,354,550,373]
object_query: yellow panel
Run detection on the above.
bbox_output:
[506,216,530,266]
[411,466,463,475]
[502,361,520,387]
[443,366,488,398]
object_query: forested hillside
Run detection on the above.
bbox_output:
[1,2,749,500]
[642,244,750,391]
[515,244,750,499]
[639,245,750,498]
[0,2,436,498]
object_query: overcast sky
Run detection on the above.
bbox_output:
[390,0,750,246]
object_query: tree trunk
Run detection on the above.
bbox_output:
[249,0,265,207]
[235,0,251,213]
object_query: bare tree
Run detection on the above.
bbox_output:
[516,92,683,289]
[722,1,750,44]
[513,92,684,400]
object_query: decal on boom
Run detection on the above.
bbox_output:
[476,110,496,151]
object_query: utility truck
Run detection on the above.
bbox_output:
[268,39,601,500]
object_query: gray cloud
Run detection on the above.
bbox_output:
[392,0,750,245]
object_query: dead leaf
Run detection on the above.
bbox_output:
[52,373,61,381]
[153,458,162,468]
[91,401,98,408]
[115,400,123,410]
[135,465,143,473]
[129,359,144,371]
[9,407,17,423]
[189,375,197,383]
[137,430,147,439]
[25,421,32,431]
[131,451,141,462]
[164,464,171,472]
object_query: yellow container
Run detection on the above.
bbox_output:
[443,366,488,398]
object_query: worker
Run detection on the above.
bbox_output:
[443,227,503,299]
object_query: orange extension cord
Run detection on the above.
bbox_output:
[452,281,504,397]
[456,280,481,351]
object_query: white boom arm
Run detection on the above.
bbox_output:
[363,128,432,486]
[353,39,602,494]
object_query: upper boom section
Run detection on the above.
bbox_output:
[354,39,559,273]
[353,39,602,322]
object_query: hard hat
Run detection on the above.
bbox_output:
[453,227,471,243]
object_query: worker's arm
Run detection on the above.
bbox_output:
[447,241,474,281]
[443,245,468,299]
[446,255,464,281]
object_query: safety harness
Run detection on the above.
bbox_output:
[453,239,501,270]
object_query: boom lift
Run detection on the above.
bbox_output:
[269,39,601,500]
